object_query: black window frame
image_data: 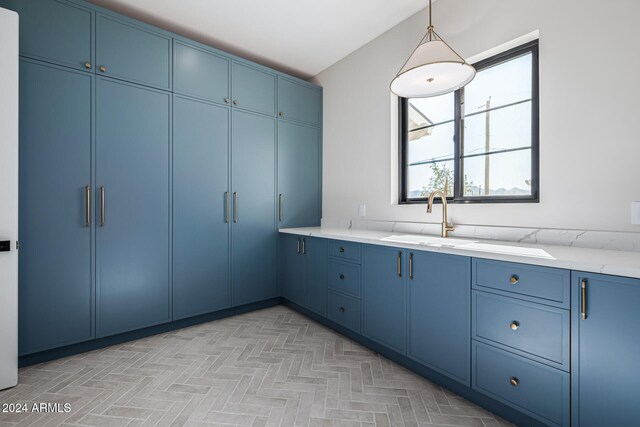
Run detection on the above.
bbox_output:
[399,39,539,204]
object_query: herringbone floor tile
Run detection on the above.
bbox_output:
[0,306,514,427]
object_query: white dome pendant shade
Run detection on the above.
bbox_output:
[390,0,475,98]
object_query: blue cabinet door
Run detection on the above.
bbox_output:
[96,78,171,337]
[278,77,322,126]
[231,62,276,115]
[18,60,93,355]
[173,40,229,104]
[571,272,640,427]
[96,14,172,90]
[409,252,471,385]
[304,237,328,316]
[231,110,277,305]
[278,121,321,228]
[280,233,304,305]
[362,245,406,353]
[173,95,230,320]
[0,0,94,71]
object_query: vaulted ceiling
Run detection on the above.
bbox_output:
[88,0,429,79]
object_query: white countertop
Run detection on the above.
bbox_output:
[279,227,640,279]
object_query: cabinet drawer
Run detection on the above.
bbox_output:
[473,342,569,427]
[328,261,360,298]
[473,259,570,307]
[328,240,361,263]
[327,291,361,333]
[473,292,569,369]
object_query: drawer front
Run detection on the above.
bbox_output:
[473,292,569,369]
[473,259,569,307]
[328,240,361,263]
[327,291,361,333]
[473,342,569,427]
[328,261,361,298]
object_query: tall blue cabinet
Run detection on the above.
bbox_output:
[7,0,322,359]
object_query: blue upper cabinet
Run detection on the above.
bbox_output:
[96,14,172,90]
[173,40,230,105]
[0,0,94,71]
[96,78,171,337]
[278,121,321,228]
[18,59,94,355]
[409,252,471,385]
[278,77,322,126]
[231,110,277,305]
[362,245,406,354]
[231,62,277,115]
[173,95,231,320]
[571,272,640,427]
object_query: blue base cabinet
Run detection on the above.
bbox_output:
[571,272,640,427]
[408,252,471,385]
[17,59,94,355]
[281,233,306,306]
[96,77,171,337]
[362,245,406,354]
[173,95,231,320]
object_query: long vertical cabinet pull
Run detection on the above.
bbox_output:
[279,193,283,222]
[302,238,306,255]
[233,192,238,223]
[297,238,301,255]
[100,186,105,226]
[581,278,587,320]
[409,253,414,280]
[225,192,229,223]
[85,185,91,226]
[397,252,402,278]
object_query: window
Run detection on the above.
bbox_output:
[400,40,539,203]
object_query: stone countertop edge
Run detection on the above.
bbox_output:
[279,227,640,280]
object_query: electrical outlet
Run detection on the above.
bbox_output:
[358,204,366,217]
[632,202,640,225]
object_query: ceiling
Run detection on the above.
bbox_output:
[87,0,429,79]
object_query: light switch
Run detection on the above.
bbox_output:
[358,204,366,217]
[632,202,640,225]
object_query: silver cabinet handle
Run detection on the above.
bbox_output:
[85,185,91,226]
[233,192,238,223]
[100,186,105,226]
[279,193,283,222]
[302,238,306,255]
[233,99,238,105]
[297,238,301,255]
[224,98,230,104]
[581,279,587,320]
[397,252,402,278]
[409,252,414,280]
[225,192,229,223]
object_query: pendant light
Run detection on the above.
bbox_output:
[390,0,475,98]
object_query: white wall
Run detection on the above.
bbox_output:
[0,6,19,390]
[313,0,640,232]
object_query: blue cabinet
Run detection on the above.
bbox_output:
[0,0,94,71]
[231,110,277,305]
[278,121,321,228]
[281,233,305,306]
[173,95,230,320]
[232,62,276,115]
[96,14,172,90]
[278,77,322,126]
[18,59,94,355]
[571,272,640,426]
[96,78,171,337]
[362,245,406,353]
[280,235,328,315]
[408,252,471,385]
[173,40,229,104]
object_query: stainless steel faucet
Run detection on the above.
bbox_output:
[427,190,455,238]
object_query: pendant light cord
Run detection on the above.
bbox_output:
[427,0,434,41]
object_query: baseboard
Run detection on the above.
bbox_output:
[19,298,282,368]
[281,299,547,427]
